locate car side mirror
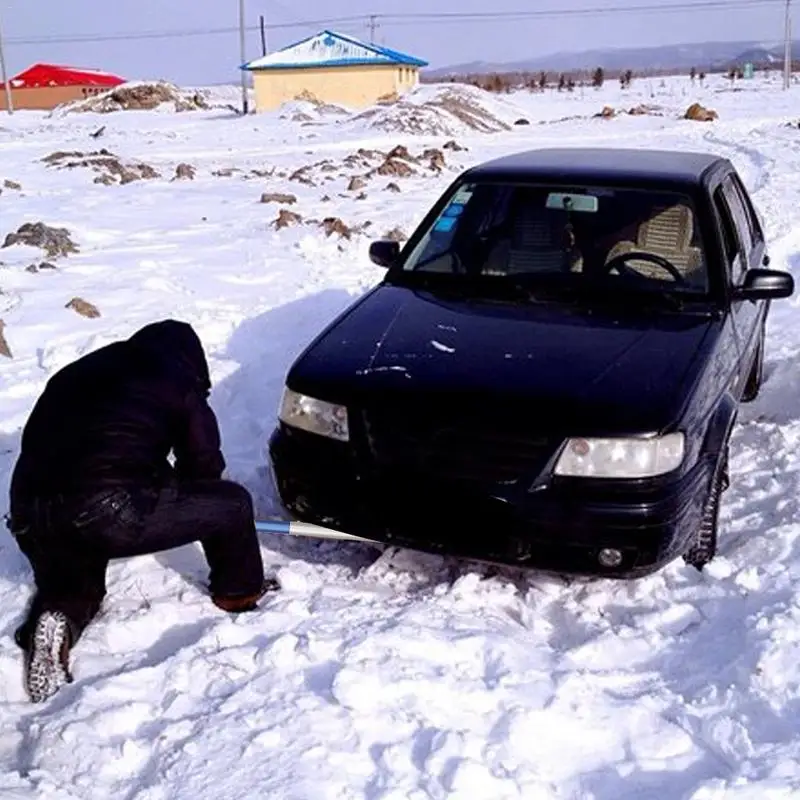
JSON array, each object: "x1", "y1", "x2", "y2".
[
  {"x1": 733, "y1": 268, "x2": 794, "y2": 301},
  {"x1": 368, "y1": 239, "x2": 400, "y2": 268}
]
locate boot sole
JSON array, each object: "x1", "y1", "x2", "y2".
[
  {"x1": 26, "y1": 611, "x2": 72, "y2": 703},
  {"x1": 212, "y1": 576, "x2": 281, "y2": 612}
]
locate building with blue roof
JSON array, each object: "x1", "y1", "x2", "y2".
[{"x1": 242, "y1": 30, "x2": 428, "y2": 112}]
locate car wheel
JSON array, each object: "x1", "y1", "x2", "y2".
[
  {"x1": 741, "y1": 326, "x2": 765, "y2": 403},
  {"x1": 683, "y1": 447, "x2": 728, "y2": 571}
]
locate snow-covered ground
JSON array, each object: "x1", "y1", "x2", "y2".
[{"x1": 1, "y1": 70, "x2": 800, "y2": 798}]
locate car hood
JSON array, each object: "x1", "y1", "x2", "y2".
[{"x1": 289, "y1": 285, "x2": 717, "y2": 435}]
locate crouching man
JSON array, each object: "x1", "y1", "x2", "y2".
[{"x1": 5, "y1": 319, "x2": 278, "y2": 703}]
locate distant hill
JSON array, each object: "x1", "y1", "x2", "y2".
[{"x1": 425, "y1": 39, "x2": 796, "y2": 77}]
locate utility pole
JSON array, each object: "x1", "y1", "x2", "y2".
[
  {"x1": 368, "y1": 14, "x2": 379, "y2": 44},
  {"x1": 784, "y1": 0, "x2": 792, "y2": 90},
  {"x1": 238, "y1": 0, "x2": 249, "y2": 114},
  {"x1": 0, "y1": 10, "x2": 13, "y2": 115},
  {"x1": 260, "y1": 14, "x2": 267, "y2": 57}
]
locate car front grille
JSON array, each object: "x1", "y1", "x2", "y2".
[{"x1": 361, "y1": 407, "x2": 555, "y2": 484}]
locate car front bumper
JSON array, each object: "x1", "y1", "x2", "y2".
[{"x1": 267, "y1": 424, "x2": 715, "y2": 579}]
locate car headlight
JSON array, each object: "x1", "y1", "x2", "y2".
[
  {"x1": 553, "y1": 432, "x2": 684, "y2": 479},
  {"x1": 278, "y1": 388, "x2": 349, "y2": 442}
]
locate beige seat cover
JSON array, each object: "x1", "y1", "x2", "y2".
[
  {"x1": 486, "y1": 205, "x2": 583, "y2": 275},
  {"x1": 605, "y1": 204, "x2": 704, "y2": 286}
]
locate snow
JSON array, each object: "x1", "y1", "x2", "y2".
[
  {"x1": 431, "y1": 340, "x2": 456, "y2": 354},
  {"x1": 1, "y1": 70, "x2": 800, "y2": 797},
  {"x1": 244, "y1": 30, "x2": 426, "y2": 71}
]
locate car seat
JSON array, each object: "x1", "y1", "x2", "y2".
[
  {"x1": 604, "y1": 204, "x2": 705, "y2": 287},
  {"x1": 484, "y1": 202, "x2": 583, "y2": 275}
]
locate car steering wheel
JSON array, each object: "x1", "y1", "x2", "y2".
[{"x1": 601, "y1": 251, "x2": 687, "y2": 284}]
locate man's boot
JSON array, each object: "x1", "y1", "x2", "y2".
[
  {"x1": 24, "y1": 611, "x2": 74, "y2": 703},
  {"x1": 211, "y1": 576, "x2": 280, "y2": 612}
]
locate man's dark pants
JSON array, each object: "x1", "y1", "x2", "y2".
[{"x1": 13, "y1": 478, "x2": 265, "y2": 648}]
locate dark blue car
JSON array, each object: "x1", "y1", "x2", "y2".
[{"x1": 268, "y1": 147, "x2": 794, "y2": 578}]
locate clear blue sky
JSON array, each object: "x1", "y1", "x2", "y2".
[{"x1": 1, "y1": 0, "x2": 785, "y2": 85}]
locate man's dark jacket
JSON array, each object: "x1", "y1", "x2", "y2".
[{"x1": 9, "y1": 319, "x2": 225, "y2": 519}]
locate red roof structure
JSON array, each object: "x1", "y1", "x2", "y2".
[{"x1": 3, "y1": 63, "x2": 126, "y2": 89}]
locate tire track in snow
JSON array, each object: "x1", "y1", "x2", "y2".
[
  {"x1": 697, "y1": 123, "x2": 800, "y2": 534},
  {"x1": 651, "y1": 116, "x2": 800, "y2": 785},
  {"x1": 702, "y1": 125, "x2": 775, "y2": 194},
  {"x1": 699, "y1": 121, "x2": 800, "y2": 254}
]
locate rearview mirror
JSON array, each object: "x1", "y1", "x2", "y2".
[
  {"x1": 546, "y1": 192, "x2": 598, "y2": 213},
  {"x1": 368, "y1": 239, "x2": 400, "y2": 268},
  {"x1": 733, "y1": 268, "x2": 794, "y2": 301}
]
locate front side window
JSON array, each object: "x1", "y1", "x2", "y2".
[
  {"x1": 401, "y1": 180, "x2": 710, "y2": 295},
  {"x1": 730, "y1": 173, "x2": 764, "y2": 245},
  {"x1": 721, "y1": 175, "x2": 754, "y2": 257},
  {"x1": 712, "y1": 186, "x2": 744, "y2": 283}
]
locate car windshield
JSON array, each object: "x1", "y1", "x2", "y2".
[{"x1": 399, "y1": 180, "x2": 710, "y2": 296}]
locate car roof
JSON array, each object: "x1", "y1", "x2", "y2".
[{"x1": 462, "y1": 147, "x2": 726, "y2": 188}]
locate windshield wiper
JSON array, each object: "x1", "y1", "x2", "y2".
[
  {"x1": 393, "y1": 271, "x2": 536, "y2": 303},
  {"x1": 520, "y1": 282, "x2": 690, "y2": 311},
  {"x1": 392, "y1": 271, "x2": 697, "y2": 311},
  {"x1": 432, "y1": 280, "x2": 534, "y2": 303},
  {"x1": 595, "y1": 289, "x2": 686, "y2": 311}
]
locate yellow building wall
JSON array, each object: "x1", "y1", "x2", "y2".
[{"x1": 251, "y1": 63, "x2": 420, "y2": 111}]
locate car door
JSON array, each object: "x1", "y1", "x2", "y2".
[{"x1": 712, "y1": 173, "x2": 762, "y2": 391}]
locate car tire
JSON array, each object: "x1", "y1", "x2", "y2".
[
  {"x1": 741, "y1": 326, "x2": 765, "y2": 403},
  {"x1": 683, "y1": 446, "x2": 729, "y2": 571}
]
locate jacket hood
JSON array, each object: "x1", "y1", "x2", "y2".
[{"x1": 128, "y1": 319, "x2": 211, "y2": 394}]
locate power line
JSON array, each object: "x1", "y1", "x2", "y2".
[
  {"x1": 4, "y1": 1, "x2": 783, "y2": 47},
  {"x1": 382, "y1": 0, "x2": 779, "y2": 18},
  {"x1": 4, "y1": 16, "x2": 367, "y2": 46}
]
